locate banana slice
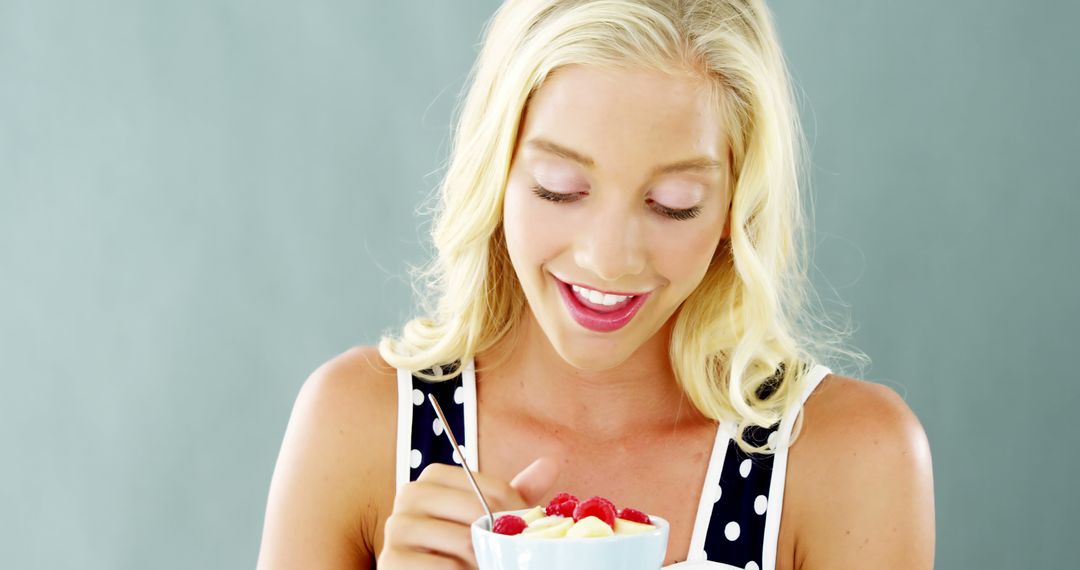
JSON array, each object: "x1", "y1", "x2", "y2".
[
  {"x1": 520, "y1": 506, "x2": 546, "y2": 524},
  {"x1": 565, "y1": 515, "x2": 615, "y2": 538},
  {"x1": 614, "y1": 518, "x2": 656, "y2": 535},
  {"x1": 524, "y1": 515, "x2": 566, "y2": 530},
  {"x1": 522, "y1": 516, "x2": 574, "y2": 537}
]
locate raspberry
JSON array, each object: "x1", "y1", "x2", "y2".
[
  {"x1": 550, "y1": 492, "x2": 577, "y2": 504},
  {"x1": 492, "y1": 514, "x2": 528, "y2": 535},
  {"x1": 545, "y1": 492, "x2": 579, "y2": 517},
  {"x1": 572, "y1": 496, "x2": 617, "y2": 528},
  {"x1": 617, "y1": 507, "x2": 651, "y2": 524}
]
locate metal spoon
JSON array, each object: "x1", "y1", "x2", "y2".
[{"x1": 428, "y1": 393, "x2": 496, "y2": 531}]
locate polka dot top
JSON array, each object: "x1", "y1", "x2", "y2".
[{"x1": 395, "y1": 357, "x2": 832, "y2": 570}]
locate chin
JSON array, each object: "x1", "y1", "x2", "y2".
[
  {"x1": 550, "y1": 340, "x2": 636, "y2": 372},
  {"x1": 533, "y1": 309, "x2": 643, "y2": 372}
]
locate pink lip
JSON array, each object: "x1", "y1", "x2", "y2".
[{"x1": 553, "y1": 274, "x2": 651, "y2": 333}]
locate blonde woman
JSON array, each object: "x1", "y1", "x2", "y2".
[{"x1": 257, "y1": 1, "x2": 935, "y2": 568}]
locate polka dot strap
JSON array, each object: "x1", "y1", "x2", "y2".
[{"x1": 399, "y1": 361, "x2": 469, "y2": 484}]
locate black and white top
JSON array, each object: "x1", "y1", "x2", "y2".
[{"x1": 395, "y1": 356, "x2": 831, "y2": 570}]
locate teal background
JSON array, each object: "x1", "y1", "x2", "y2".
[{"x1": 1, "y1": 1, "x2": 1076, "y2": 568}]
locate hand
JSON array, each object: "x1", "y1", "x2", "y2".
[{"x1": 377, "y1": 456, "x2": 559, "y2": 569}]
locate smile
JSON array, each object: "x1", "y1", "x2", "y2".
[{"x1": 552, "y1": 274, "x2": 652, "y2": 333}]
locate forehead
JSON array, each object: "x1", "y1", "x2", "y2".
[{"x1": 517, "y1": 64, "x2": 725, "y2": 170}]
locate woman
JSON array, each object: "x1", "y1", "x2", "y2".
[{"x1": 257, "y1": 1, "x2": 935, "y2": 568}]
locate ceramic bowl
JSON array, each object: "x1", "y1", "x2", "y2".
[{"x1": 471, "y1": 508, "x2": 670, "y2": 570}]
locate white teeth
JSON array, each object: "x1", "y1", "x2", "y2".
[
  {"x1": 571, "y1": 284, "x2": 632, "y2": 306},
  {"x1": 602, "y1": 293, "x2": 623, "y2": 304}
]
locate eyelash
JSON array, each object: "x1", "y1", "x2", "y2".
[{"x1": 530, "y1": 185, "x2": 702, "y2": 221}]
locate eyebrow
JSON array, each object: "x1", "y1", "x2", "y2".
[{"x1": 525, "y1": 137, "x2": 724, "y2": 176}]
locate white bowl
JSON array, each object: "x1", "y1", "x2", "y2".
[{"x1": 471, "y1": 508, "x2": 670, "y2": 570}]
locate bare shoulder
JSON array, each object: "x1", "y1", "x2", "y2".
[
  {"x1": 785, "y1": 374, "x2": 935, "y2": 570},
  {"x1": 256, "y1": 345, "x2": 398, "y2": 570},
  {"x1": 301, "y1": 345, "x2": 399, "y2": 425}
]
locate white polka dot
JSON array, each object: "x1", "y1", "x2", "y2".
[
  {"x1": 745, "y1": 562, "x2": 760, "y2": 570},
  {"x1": 724, "y1": 521, "x2": 741, "y2": 541},
  {"x1": 454, "y1": 386, "x2": 464, "y2": 404},
  {"x1": 739, "y1": 459, "x2": 752, "y2": 478},
  {"x1": 767, "y1": 431, "x2": 778, "y2": 449},
  {"x1": 713, "y1": 484, "x2": 723, "y2": 503},
  {"x1": 432, "y1": 417, "x2": 444, "y2": 437},
  {"x1": 412, "y1": 389, "x2": 424, "y2": 406},
  {"x1": 409, "y1": 449, "x2": 422, "y2": 469},
  {"x1": 452, "y1": 445, "x2": 464, "y2": 465},
  {"x1": 754, "y1": 495, "x2": 768, "y2": 515}
]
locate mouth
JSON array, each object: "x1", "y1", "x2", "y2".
[{"x1": 551, "y1": 274, "x2": 652, "y2": 333}]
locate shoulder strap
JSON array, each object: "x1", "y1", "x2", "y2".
[
  {"x1": 760, "y1": 363, "x2": 832, "y2": 570},
  {"x1": 394, "y1": 365, "x2": 416, "y2": 490}
]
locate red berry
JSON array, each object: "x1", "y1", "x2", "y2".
[
  {"x1": 617, "y1": 507, "x2": 651, "y2": 525},
  {"x1": 572, "y1": 496, "x2": 617, "y2": 528},
  {"x1": 492, "y1": 514, "x2": 528, "y2": 535},
  {"x1": 545, "y1": 492, "x2": 579, "y2": 517},
  {"x1": 552, "y1": 500, "x2": 577, "y2": 517}
]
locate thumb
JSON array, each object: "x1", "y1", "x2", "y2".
[{"x1": 509, "y1": 456, "x2": 560, "y2": 506}]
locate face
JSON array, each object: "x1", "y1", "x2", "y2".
[{"x1": 502, "y1": 64, "x2": 732, "y2": 370}]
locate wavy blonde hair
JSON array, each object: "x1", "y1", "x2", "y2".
[{"x1": 378, "y1": 0, "x2": 864, "y2": 454}]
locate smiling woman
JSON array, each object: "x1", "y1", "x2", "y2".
[
  {"x1": 503, "y1": 64, "x2": 732, "y2": 353},
  {"x1": 384, "y1": 0, "x2": 821, "y2": 456},
  {"x1": 257, "y1": 1, "x2": 935, "y2": 569}
]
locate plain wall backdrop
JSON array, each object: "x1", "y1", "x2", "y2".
[{"x1": 2, "y1": 1, "x2": 1077, "y2": 568}]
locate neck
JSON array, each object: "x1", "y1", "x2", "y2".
[{"x1": 475, "y1": 313, "x2": 711, "y2": 444}]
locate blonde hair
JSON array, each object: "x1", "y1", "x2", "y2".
[{"x1": 378, "y1": 0, "x2": 866, "y2": 454}]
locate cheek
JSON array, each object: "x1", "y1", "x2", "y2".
[
  {"x1": 502, "y1": 184, "x2": 567, "y2": 269},
  {"x1": 650, "y1": 223, "x2": 722, "y2": 291}
]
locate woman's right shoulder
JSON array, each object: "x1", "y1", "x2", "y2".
[
  {"x1": 256, "y1": 345, "x2": 400, "y2": 569},
  {"x1": 296, "y1": 344, "x2": 401, "y2": 473},
  {"x1": 303, "y1": 345, "x2": 400, "y2": 423}
]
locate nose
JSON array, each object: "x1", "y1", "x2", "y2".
[{"x1": 572, "y1": 200, "x2": 647, "y2": 284}]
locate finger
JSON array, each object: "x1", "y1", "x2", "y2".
[
  {"x1": 387, "y1": 514, "x2": 477, "y2": 568},
  {"x1": 381, "y1": 549, "x2": 471, "y2": 570},
  {"x1": 416, "y1": 463, "x2": 530, "y2": 512},
  {"x1": 396, "y1": 481, "x2": 495, "y2": 526},
  {"x1": 509, "y1": 456, "x2": 561, "y2": 505}
]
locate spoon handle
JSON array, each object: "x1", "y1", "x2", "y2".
[{"x1": 427, "y1": 393, "x2": 496, "y2": 531}]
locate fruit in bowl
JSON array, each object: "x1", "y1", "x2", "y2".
[
  {"x1": 471, "y1": 492, "x2": 670, "y2": 570},
  {"x1": 495, "y1": 493, "x2": 659, "y2": 538}
]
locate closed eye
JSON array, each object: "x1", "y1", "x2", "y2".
[{"x1": 530, "y1": 185, "x2": 701, "y2": 221}]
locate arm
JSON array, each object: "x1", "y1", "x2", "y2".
[
  {"x1": 795, "y1": 378, "x2": 936, "y2": 570},
  {"x1": 256, "y1": 348, "x2": 392, "y2": 569}
]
